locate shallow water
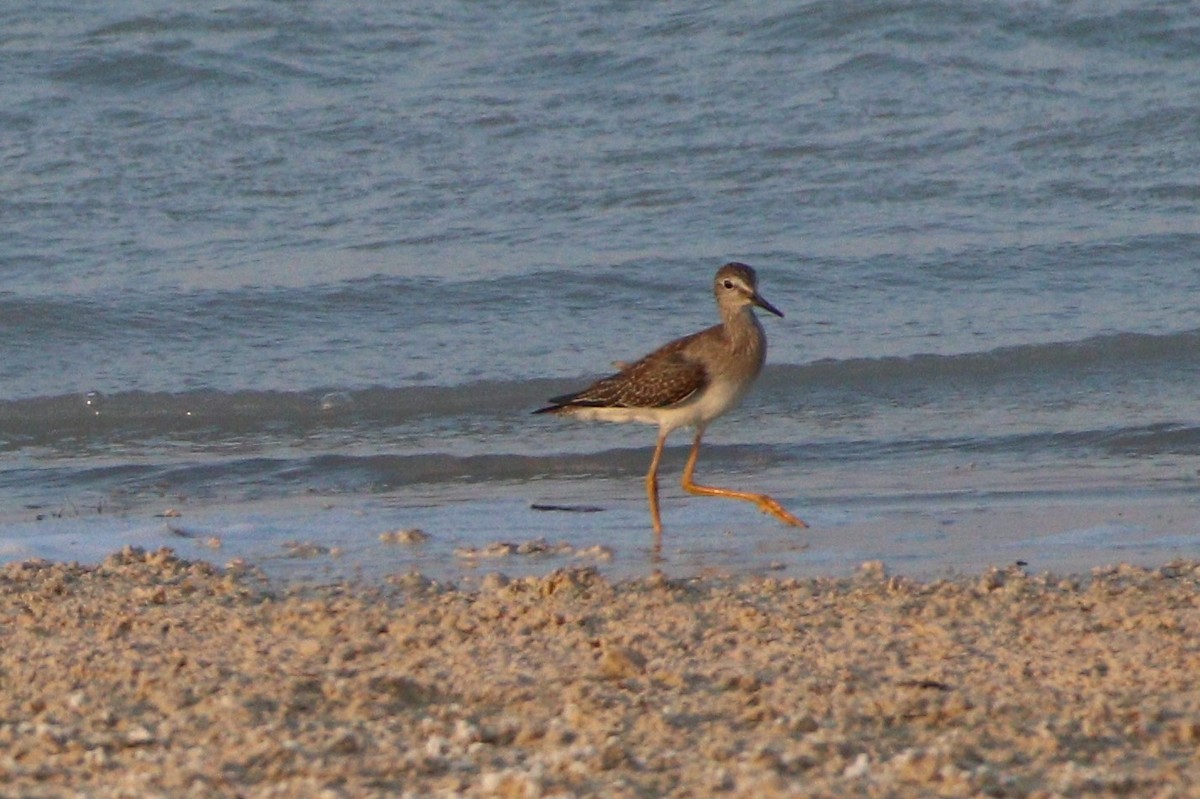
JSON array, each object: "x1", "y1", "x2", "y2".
[{"x1": 3, "y1": 1, "x2": 1200, "y2": 579}]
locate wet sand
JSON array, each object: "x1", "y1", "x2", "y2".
[{"x1": 2, "y1": 547, "x2": 1199, "y2": 798}]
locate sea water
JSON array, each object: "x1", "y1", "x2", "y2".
[{"x1": 3, "y1": 1, "x2": 1200, "y2": 581}]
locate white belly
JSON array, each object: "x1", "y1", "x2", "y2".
[{"x1": 568, "y1": 377, "x2": 753, "y2": 434}]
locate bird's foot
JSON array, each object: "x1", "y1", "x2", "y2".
[{"x1": 758, "y1": 496, "x2": 809, "y2": 529}]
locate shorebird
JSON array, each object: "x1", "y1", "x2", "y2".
[{"x1": 535, "y1": 262, "x2": 807, "y2": 539}]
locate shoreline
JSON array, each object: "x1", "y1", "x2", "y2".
[
  {"x1": 5, "y1": 486, "x2": 1200, "y2": 590},
  {"x1": 2, "y1": 547, "x2": 1199, "y2": 797}
]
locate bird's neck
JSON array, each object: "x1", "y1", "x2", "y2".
[{"x1": 722, "y1": 305, "x2": 767, "y2": 354}]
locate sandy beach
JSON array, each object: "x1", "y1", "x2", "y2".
[{"x1": 2, "y1": 547, "x2": 1199, "y2": 798}]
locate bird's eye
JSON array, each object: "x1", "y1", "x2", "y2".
[{"x1": 722, "y1": 279, "x2": 734, "y2": 289}]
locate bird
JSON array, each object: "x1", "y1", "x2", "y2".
[{"x1": 534, "y1": 262, "x2": 807, "y2": 540}]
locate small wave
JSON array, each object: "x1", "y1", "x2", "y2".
[
  {"x1": 767, "y1": 329, "x2": 1200, "y2": 390},
  {"x1": 823, "y1": 51, "x2": 929, "y2": 78},
  {"x1": 0, "y1": 381, "x2": 568, "y2": 451},
  {"x1": 2, "y1": 327, "x2": 1196, "y2": 452},
  {"x1": 0, "y1": 448, "x2": 662, "y2": 503},
  {"x1": 931, "y1": 423, "x2": 1200, "y2": 459},
  {"x1": 49, "y1": 51, "x2": 244, "y2": 91},
  {"x1": 1095, "y1": 423, "x2": 1200, "y2": 457},
  {"x1": 7, "y1": 419, "x2": 1197, "y2": 512}
]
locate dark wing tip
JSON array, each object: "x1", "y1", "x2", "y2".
[
  {"x1": 532, "y1": 391, "x2": 581, "y2": 414},
  {"x1": 534, "y1": 396, "x2": 620, "y2": 414}
]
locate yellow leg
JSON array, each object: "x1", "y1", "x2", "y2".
[
  {"x1": 645, "y1": 431, "x2": 668, "y2": 538},
  {"x1": 680, "y1": 429, "x2": 808, "y2": 529}
]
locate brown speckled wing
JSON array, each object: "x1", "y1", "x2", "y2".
[{"x1": 544, "y1": 333, "x2": 709, "y2": 410}]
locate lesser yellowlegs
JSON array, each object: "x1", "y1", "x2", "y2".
[{"x1": 535, "y1": 262, "x2": 807, "y2": 538}]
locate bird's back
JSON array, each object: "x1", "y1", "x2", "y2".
[{"x1": 535, "y1": 326, "x2": 717, "y2": 413}]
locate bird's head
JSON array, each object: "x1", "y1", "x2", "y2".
[{"x1": 714, "y1": 262, "x2": 783, "y2": 317}]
